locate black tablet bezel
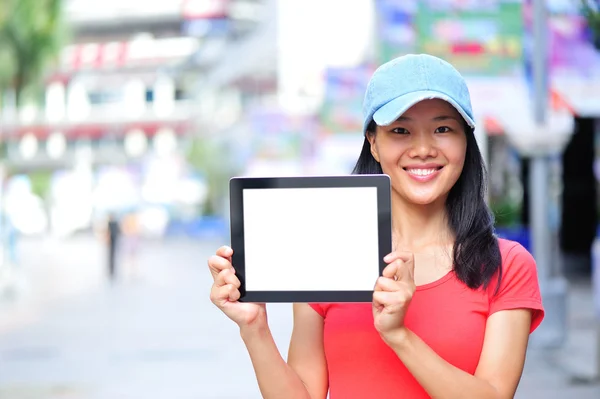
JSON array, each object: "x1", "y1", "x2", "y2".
[{"x1": 229, "y1": 174, "x2": 392, "y2": 303}]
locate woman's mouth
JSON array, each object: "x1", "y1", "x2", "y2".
[{"x1": 403, "y1": 166, "x2": 443, "y2": 181}]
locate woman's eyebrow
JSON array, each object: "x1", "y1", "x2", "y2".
[
  {"x1": 394, "y1": 115, "x2": 459, "y2": 122},
  {"x1": 432, "y1": 115, "x2": 460, "y2": 122}
]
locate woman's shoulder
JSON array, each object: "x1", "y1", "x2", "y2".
[
  {"x1": 490, "y1": 238, "x2": 545, "y2": 332},
  {"x1": 492, "y1": 237, "x2": 540, "y2": 295},
  {"x1": 496, "y1": 237, "x2": 533, "y2": 264}
]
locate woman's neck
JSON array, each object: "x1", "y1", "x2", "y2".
[{"x1": 391, "y1": 196, "x2": 453, "y2": 254}]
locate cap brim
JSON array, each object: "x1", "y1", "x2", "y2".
[{"x1": 372, "y1": 90, "x2": 476, "y2": 129}]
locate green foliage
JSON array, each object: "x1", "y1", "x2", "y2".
[
  {"x1": 186, "y1": 137, "x2": 240, "y2": 216},
  {"x1": 581, "y1": 0, "x2": 600, "y2": 49},
  {"x1": 28, "y1": 170, "x2": 52, "y2": 199},
  {"x1": 491, "y1": 198, "x2": 522, "y2": 228},
  {"x1": 0, "y1": 0, "x2": 68, "y2": 106}
]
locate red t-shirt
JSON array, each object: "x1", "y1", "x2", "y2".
[{"x1": 309, "y1": 238, "x2": 544, "y2": 398}]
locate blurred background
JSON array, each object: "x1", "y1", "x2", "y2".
[{"x1": 0, "y1": 0, "x2": 600, "y2": 398}]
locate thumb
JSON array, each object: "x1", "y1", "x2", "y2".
[{"x1": 396, "y1": 252, "x2": 415, "y2": 281}]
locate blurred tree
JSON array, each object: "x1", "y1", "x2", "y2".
[
  {"x1": 491, "y1": 198, "x2": 522, "y2": 228},
  {"x1": 0, "y1": 0, "x2": 67, "y2": 107},
  {"x1": 28, "y1": 170, "x2": 52, "y2": 199},
  {"x1": 186, "y1": 137, "x2": 241, "y2": 217},
  {"x1": 581, "y1": 0, "x2": 600, "y2": 49}
]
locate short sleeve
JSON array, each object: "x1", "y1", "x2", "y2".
[
  {"x1": 309, "y1": 303, "x2": 325, "y2": 317},
  {"x1": 489, "y1": 242, "x2": 545, "y2": 333}
]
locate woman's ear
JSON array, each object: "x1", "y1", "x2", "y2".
[{"x1": 367, "y1": 132, "x2": 380, "y2": 163}]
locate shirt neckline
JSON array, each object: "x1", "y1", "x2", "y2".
[{"x1": 415, "y1": 270, "x2": 455, "y2": 291}]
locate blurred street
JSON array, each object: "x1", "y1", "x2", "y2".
[
  {"x1": 0, "y1": 235, "x2": 598, "y2": 399},
  {"x1": 0, "y1": 234, "x2": 292, "y2": 399}
]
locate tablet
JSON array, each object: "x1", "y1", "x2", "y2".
[{"x1": 229, "y1": 174, "x2": 392, "y2": 303}]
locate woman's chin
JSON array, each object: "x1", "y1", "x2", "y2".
[
  {"x1": 410, "y1": 197, "x2": 438, "y2": 206},
  {"x1": 399, "y1": 191, "x2": 443, "y2": 206}
]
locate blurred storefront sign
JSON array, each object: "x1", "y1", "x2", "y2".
[
  {"x1": 525, "y1": 2, "x2": 600, "y2": 117},
  {"x1": 59, "y1": 37, "x2": 200, "y2": 72},
  {"x1": 415, "y1": 0, "x2": 523, "y2": 76},
  {"x1": 376, "y1": 0, "x2": 524, "y2": 76},
  {"x1": 375, "y1": 1, "x2": 416, "y2": 62},
  {"x1": 319, "y1": 65, "x2": 373, "y2": 135},
  {"x1": 318, "y1": 0, "x2": 600, "y2": 142}
]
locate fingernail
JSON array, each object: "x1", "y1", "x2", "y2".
[{"x1": 384, "y1": 254, "x2": 392, "y2": 262}]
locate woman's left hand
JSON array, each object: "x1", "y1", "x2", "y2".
[{"x1": 372, "y1": 251, "x2": 416, "y2": 344}]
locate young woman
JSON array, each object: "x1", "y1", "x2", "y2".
[{"x1": 208, "y1": 54, "x2": 545, "y2": 398}]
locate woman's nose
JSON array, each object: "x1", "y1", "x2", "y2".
[{"x1": 409, "y1": 134, "x2": 437, "y2": 159}]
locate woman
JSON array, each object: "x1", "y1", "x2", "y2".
[{"x1": 208, "y1": 54, "x2": 544, "y2": 398}]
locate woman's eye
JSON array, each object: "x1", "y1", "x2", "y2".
[
  {"x1": 435, "y1": 126, "x2": 451, "y2": 133},
  {"x1": 391, "y1": 127, "x2": 408, "y2": 134}
]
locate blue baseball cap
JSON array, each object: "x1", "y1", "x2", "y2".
[{"x1": 362, "y1": 53, "x2": 476, "y2": 135}]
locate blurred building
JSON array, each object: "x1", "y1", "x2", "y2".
[
  {"x1": 1, "y1": 0, "x2": 267, "y2": 168},
  {"x1": 0, "y1": 0, "x2": 269, "y2": 237}
]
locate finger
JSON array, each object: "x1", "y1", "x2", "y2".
[
  {"x1": 387, "y1": 258, "x2": 414, "y2": 283},
  {"x1": 399, "y1": 253, "x2": 415, "y2": 281},
  {"x1": 215, "y1": 268, "x2": 241, "y2": 288},
  {"x1": 227, "y1": 284, "x2": 241, "y2": 302},
  {"x1": 383, "y1": 250, "x2": 413, "y2": 264},
  {"x1": 216, "y1": 245, "x2": 233, "y2": 261},
  {"x1": 373, "y1": 289, "x2": 413, "y2": 308},
  {"x1": 382, "y1": 261, "x2": 401, "y2": 280},
  {"x1": 210, "y1": 283, "x2": 240, "y2": 305},
  {"x1": 372, "y1": 290, "x2": 398, "y2": 307},
  {"x1": 374, "y1": 276, "x2": 400, "y2": 292},
  {"x1": 208, "y1": 255, "x2": 233, "y2": 279}
]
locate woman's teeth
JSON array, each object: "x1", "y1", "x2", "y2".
[{"x1": 406, "y1": 168, "x2": 437, "y2": 176}]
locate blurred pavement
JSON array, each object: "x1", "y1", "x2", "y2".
[{"x1": 0, "y1": 235, "x2": 598, "y2": 399}]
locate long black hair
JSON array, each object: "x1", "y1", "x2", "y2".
[{"x1": 352, "y1": 120, "x2": 502, "y2": 292}]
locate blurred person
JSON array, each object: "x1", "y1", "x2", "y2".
[
  {"x1": 208, "y1": 54, "x2": 545, "y2": 398},
  {"x1": 106, "y1": 213, "x2": 121, "y2": 282}
]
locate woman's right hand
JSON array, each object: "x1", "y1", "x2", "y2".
[{"x1": 208, "y1": 245, "x2": 267, "y2": 329}]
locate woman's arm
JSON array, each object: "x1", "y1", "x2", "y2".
[
  {"x1": 385, "y1": 308, "x2": 532, "y2": 399},
  {"x1": 240, "y1": 303, "x2": 328, "y2": 399}
]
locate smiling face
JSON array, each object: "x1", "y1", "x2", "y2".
[{"x1": 367, "y1": 99, "x2": 468, "y2": 207}]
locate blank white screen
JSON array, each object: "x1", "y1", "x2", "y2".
[{"x1": 242, "y1": 187, "x2": 379, "y2": 291}]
